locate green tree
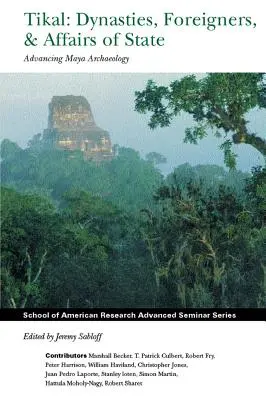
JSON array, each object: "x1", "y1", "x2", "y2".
[
  {"x1": 145, "y1": 152, "x2": 167, "y2": 165},
  {"x1": 0, "y1": 139, "x2": 22, "y2": 159},
  {"x1": 1, "y1": 187, "x2": 60, "y2": 307},
  {"x1": 135, "y1": 73, "x2": 266, "y2": 168},
  {"x1": 140, "y1": 172, "x2": 265, "y2": 307}
]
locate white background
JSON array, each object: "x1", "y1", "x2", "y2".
[
  {"x1": 0, "y1": 321, "x2": 265, "y2": 399},
  {"x1": 0, "y1": 0, "x2": 265, "y2": 72},
  {"x1": 0, "y1": 1, "x2": 265, "y2": 399}
]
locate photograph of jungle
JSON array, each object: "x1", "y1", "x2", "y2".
[{"x1": 0, "y1": 73, "x2": 265, "y2": 308}]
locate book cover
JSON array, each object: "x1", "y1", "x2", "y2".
[{"x1": 0, "y1": 1, "x2": 265, "y2": 399}]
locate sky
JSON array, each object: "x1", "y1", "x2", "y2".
[{"x1": 0, "y1": 73, "x2": 265, "y2": 174}]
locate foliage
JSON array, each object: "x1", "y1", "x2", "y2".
[
  {"x1": 145, "y1": 152, "x2": 167, "y2": 165},
  {"x1": 135, "y1": 73, "x2": 266, "y2": 168},
  {"x1": 0, "y1": 137, "x2": 264, "y2": 308},
  {"x1": 1, "y1": 185, "x2": 156, "y2": 308},
  {"x1": 166, "y1": 163, "x2": 249, "y2": 196},
  {"x1": 140, "y1": 171, "x2": 265, "y2": 307},
  {"x1": 1, "y1": 142, "x2": 163, "y2": 214},
  {"x1": 1, "y1": 188, "x2": 59, "y2": 307},
  {"x1": 0, "y1": 139, "x2": 22, "y2": 159}
]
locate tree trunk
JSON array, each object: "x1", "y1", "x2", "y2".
[{"x1": 232, "y1": 132, "x2": 266, "y2": 157}]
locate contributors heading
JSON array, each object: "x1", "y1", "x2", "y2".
[{"x1": 23, "y1": 12, "x2": 257, "y2": 47}]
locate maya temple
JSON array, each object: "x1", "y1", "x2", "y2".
[{"x1": 43, "y1": 95, "x2": 113, "y2": 161}]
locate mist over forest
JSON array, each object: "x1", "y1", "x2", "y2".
[{"x1": 1, "y1": 73, "x2": 265, "y2": 308}]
